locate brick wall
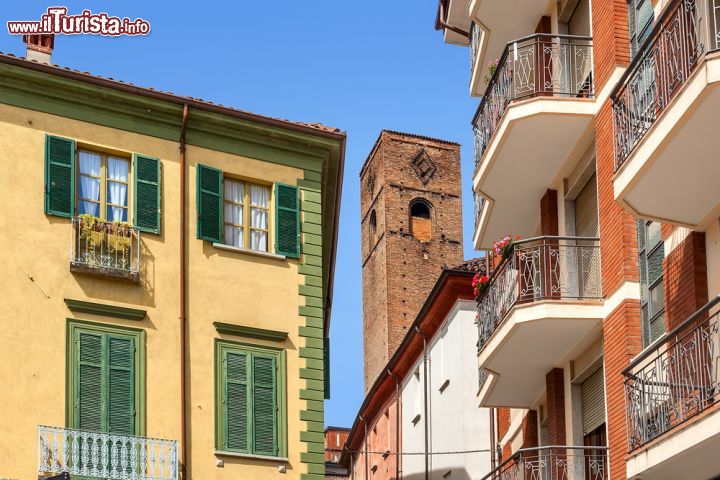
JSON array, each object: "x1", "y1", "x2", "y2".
[
  {"x1": 521, "y1": 410, "x2": 538, "y2": 448},
  {"x1": 603, "y1": 300, "x2": 642, "y2": 480},
  {"x1": 325, "y1": 428, "x2": 351, "y2": 462},
  {"x1": 497, "y1": 407, "x2": 511, "y2": 441},
  {"x1": 360, "y1": 131, "x2": 464, "y2": 391},
  {"x1": 545, "y1": 368, "x2": 566, "y2": 445},
  {"x1": 540, "y1": 189, "x2": 559, "y2": 236},
  {"x1": 664, "y1": 231, "x2": 708, "y2": 331},
  {"x1": 591, "y1": 0, "x2": 631, "y2": 92}
]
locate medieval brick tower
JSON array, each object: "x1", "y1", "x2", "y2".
[{"x1": 360, "y1": 130, "x2": 464, "y2": 391}]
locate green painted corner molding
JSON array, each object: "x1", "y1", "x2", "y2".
[
  {"x1": 64, "y1": 298, "x2": 147, "y2": 321},
  {"x1": 213, "y1": 322, "x2": 288, "y2": 342}
]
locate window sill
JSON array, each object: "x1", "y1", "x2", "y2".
[
  {"x1": 214, "y1": 450, "x2": 288, "y2": 462},
  {"x1": 212, "y1": 243, "x2": 286, "y2": 260}
]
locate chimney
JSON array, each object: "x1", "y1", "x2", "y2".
[{"x1": 23, "y1": 34, "x2": 54, "y2": 64}]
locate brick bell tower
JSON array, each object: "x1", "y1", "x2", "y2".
[{"x1": 360, "y1": 130, "x2": 464, "y2": 391}]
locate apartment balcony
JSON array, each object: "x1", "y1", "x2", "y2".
[
  {"x1": 70, "y1": 216, "x2": 140, "y2": 282},
  {"x1": 480, "y1": 446, "x2": 608, "y2": 480},
  {"x1": 613, "y1": 0, "x2": 720, "y2": 228},
  {"x1": 472, "y1": 34, "x2": 595, "y2": 250},
  {"x1": 37, "y1": 425, "x2": 178, "y2": 480},
  {"x1": 624, "y1": 297, "x2": 720, "y2": 480},
  {"x1": 476, "y1": 237, "x2": 603, "y2": 407}
]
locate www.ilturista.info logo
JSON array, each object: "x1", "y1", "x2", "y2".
[{"x1": 7, "y1": 7, "x2": 150, "y2": 36}]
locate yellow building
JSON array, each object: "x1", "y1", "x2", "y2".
[{"x1": 0, "y1": 41, "x2": 344, "y2": 480}]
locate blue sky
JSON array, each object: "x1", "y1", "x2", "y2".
[{"x1": 0, "y1": 1, "x2": 479, "y2": 427}]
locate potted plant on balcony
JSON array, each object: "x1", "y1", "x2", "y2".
[
  {"x1": 472, "y1": 273, "x2": 490, "y2": 299},
  {"x1": 106, "y1": 221, "x2": 132, "y2": 257},
  {"x1": 483, "y1": 59, "x2": 499, "y2": 85},
  {"x1": 493, "y1": 235, "x2": 519, "y2": 260}
]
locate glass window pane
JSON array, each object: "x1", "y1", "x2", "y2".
[
  {"x1": 647, "y1": 246, "x2": 664, "y2": 285},
  {"x1": 224, "y1": 204, "x2": 243, "y2": 226},
  {"x1": 107, "y1": 156, "x2": 129, "y2": 182},
  {"x1": 637, "y1": 220, "x2": 646, "y2": 252},
  {"x1": 250, "y1": 207, "x2": 268, "y2": 230},
  {"x1": 224, "y1": 179, "x2": 244, "y2": 203},
  {"x1": 250, "y1": 230, "x2": 268, "y2": 252},
  {"x1": 107, "y1": 181, "x2": 128, "y2": 208},
  {"x1": 649, "y1": 312, "x2": 666, "y2": 344},
  {"x1": 78, "y1": 150, "x2": 101, "y2": 176},
  {"x1": 107, "y1": 206, "x2": 128, "y2": 222},
  {"x1": 649, "y1": 281, "x2": 664, "y2": 317},
  {"x1": 224, "y1": 225, "x2": 243, "y2": 248},
  {"x1": 79, "y1": 177, "x2": 101, "y2": 202},
  {"x1": 79, "y1": 200, "x2": 100, "y2": 217},
  {"x1": 646, "y1": 221, "x2": 661, "y2": 249},
  {"x1": 249, "y1": 184, "x2": 269, "y2": 208}
]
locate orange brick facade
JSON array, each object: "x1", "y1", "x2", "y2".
[{"x1": 360, "y1": 131, "x2": 464, "y2": 391}]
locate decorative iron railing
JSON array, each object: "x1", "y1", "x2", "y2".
[
  {"x1": 474, "y1": 191, "x2": 485, "y2": 230},
  {"x1": 480, "y1": 446, "x2": 608, "y2": 480},
  {"x1": 470, "y1": 22, "x2": 482, "y2": 81},
  {"x1": 38, "y1": 426, "x2": 178, "y2": 480},
  {"x1": 70, "y1": 216, "x2": 141, "y2": 281},
  {"x1": 612, "y1": 0, "x2": 720, "y2": 170},
  {"x1": 623, "y1": 296, "x2": 720, "y2": 451},
  {"x1": 472, "y1": 34, "x2": 593, "y2": 166},
  {"x1": 476, "y1": 237, "x2": 601, "y2": 353}
]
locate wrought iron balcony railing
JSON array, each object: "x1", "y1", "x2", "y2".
[
  {"x1": 480, "y1": 446, "x2": 608, "y2": 480},
  {"x1": 70, "y1": 216, "x2": 141, "y2": 282},
  {"x1": 476, "y1": 236, "x2": 601, "y2": 353},
  {"x1": 623, "y1": 295, "x2": 720, "y2": 451},
  {"x1": 472, "y1": 34, "x2": 593, "y2": 166},
  {"x1": 612, "y1": 0, "x2": 720, "y2": 170},
  {"x1": 38, "y1": 425, "x2": 178, "y2": 480},
  {"x1": 474, "y1": 191, "x2": 485, "y2": 231},
  {"x1": 470, "y1": 22, "x2": 482, "y2": 81}
]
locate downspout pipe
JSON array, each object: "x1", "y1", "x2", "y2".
[
  {"x1": 489, "y1": 408, "x2": 496, "y2": 472},
  {"x1": 388, "y1": 369, "x2": 401, "y2": 480},
  {"x1": 414, "y1": 326, "x2": 429, "y2": 480},
  {"x1": 179, "y1": 103, "x2": 189, "y2": 478}
]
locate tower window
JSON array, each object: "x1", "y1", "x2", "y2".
[
  {"x1": 410, "y1": 199, "x2": 432, "y2": 242},
  {"x1": 369, "y1": 209, "x2": 377, "y2": 233}
]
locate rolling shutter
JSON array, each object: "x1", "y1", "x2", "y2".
[
  {"x1": 44, "y1": 135, "x2": 75, "y2": 217},
  {"x1": 275, "y1": 183, "x2": 300, "y2": 258},
  {"x1": 107, "y1": 336, "x2": 136, "y2": 435},
  {"x1": 196, "y1": 164, "x2": 223, "y2": 242},
  {"x1": 569, "y1": 0, "x2": 591, "y2": 36},
  {"x1": 252, "y1": 355, "x2": 277, "y2": 456},
  {"x1": 134, "y1": 154, "x2": 161, "y2": 234},
  {"x1": 225, "y1": 351, "x2": 249, "y2": 452},
  {"x1": 581, "y1": 367, "x2": 606, "y2": 435},
  {"x1": 574, "y1": 174, "x2": 599, "y2": 238},
  {"x1": 77, "y1": 332, "x2": 103, "y2": 431}
]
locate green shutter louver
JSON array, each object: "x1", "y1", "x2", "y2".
[
  {"x1": 197, "y1": 164, "x2": 223, "y2": 242},
  {"x1": 44, "y1": 135, "x2": 75, "y2": 217},
  {"x1": 275, "y1": 183, "x2": 300, "y2": 258},
  {"x1": 225, "y1": 351, "x2": 249, "y2": 452},
  {"x1": 252, "y1": 355, "x2": 277, "y2": 456},
  {"x1": 107, "y1": 336, "x2": 135, "y2": 435},
  {"x1": 77, "y1": 332, "x2": 103, "y2": 431},
  {"x1": 134, "y1": 154, "x2": 161, "y2": 234}
]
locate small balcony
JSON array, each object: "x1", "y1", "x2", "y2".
[
  {"x1": 472, "y1": 34, "x2": 595, "y2": 250},
  {"x1": 38, "y1": 425, "x2": 178, "y2": 480},
  {"x1": 480, "y1": 446, "x2": 608, "y2": 480},
  {"x1": 476, "y1": 237, "x2": 603, "y2": 407},
  {"x1": 624, "y1": 296, "x2": 720, "y2": 480},
  {"x1": 612, "y1": 0, "x2": 720, "y2": 228},
  {"x1": 70, "y1": 216, "x2": 140, "y2": 282}
]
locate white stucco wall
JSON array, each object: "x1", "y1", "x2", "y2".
[{"x1": 401, "y1": 300, "x2": 492, "y2": 480}]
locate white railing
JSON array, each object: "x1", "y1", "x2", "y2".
[
  {"x1": 70, "y1": 216, "x2": 140, "y2": 281},
  {"x1": 38, "y1": 426, "x2": 178, "y2": 480}
]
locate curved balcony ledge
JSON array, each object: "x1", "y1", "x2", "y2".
[
  {"x1": 473, "y1": 97, "x2": 596, "y2": 249},
  {"x1": 613, "y1": 53, "x2": 720, "y2": 228},
  {"x1": 478, "y1": 300, "x2": 604, "y2": 407}
]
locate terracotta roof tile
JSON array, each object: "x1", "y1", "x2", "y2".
[{"x1": 449, "y1": 256, "x2": 488, "y2": 273}]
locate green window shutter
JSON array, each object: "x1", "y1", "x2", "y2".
[
  {"x1": 133, "y1": 154, "x2": 161, "y2": 234},
  {"x1": 252, "y1": 355, "x2": 277, "y2": 456},
  {"x1": 44, "y1": 135, "x2": 75, "y2": 217},
  {"x1": 107, "y1": 336, "x2": 136, "y2": 435},
  {"x1": 77, "y1": 331, "x2": 103, "y2": 431},
  {"x1": 323, "y1": 337, "x2": 330, "y2": 400},
  {"x1": 196, "y1": 164, "x2": 223, "y2": 242},
  {"x1": 224, "y1": 351, "x2": 249, "y2": 452},
  {"x1": 275, "y1": 183, "x2": 300, "y2": 258}
]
